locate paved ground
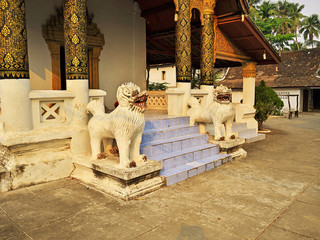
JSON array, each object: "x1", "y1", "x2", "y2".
[{"x1": 1, "y1": 112, "x2": 320, "y2": 240}]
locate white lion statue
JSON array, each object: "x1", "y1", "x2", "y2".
[
  {"x1": 187, "y1": 84, "x2": 235, "y2": 141},
  {"x1": 210, "y1": 84, "x2": 235, "y2": 141},
  {"x1": 86, "y1": 82, "x2": 148, "y2": 168}
]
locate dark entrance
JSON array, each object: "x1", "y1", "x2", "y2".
[
  {"x1": 60, "y1": 46, "x2": 66, "y2": 90},
  {"x1": 303, "y1": 89, "x2": 309, "y2": 112},
  {"x1": 313, "y1": 89, "x2": 320, "y2": 110}
]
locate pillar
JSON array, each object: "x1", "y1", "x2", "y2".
[
  {"x1": 175, "y1": 0, "x2": 191, "y2": 115},
  {"x1": 200, "y1": 0, "x2": 216, "y2": 107},
  {"x1": 0, "y1": 0, "x2": 32, "y2": 132},
  {"x1": 64, "y1": 0, "x2": 89, "y2": 125},
  {"x1": 242, "y1": 62, "x2": 257, "y2": 108}
]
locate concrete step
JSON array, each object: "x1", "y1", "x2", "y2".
[
  {"x1": 238, "y1": 128, "x2": 257, "y2": 138},
  {"x1": 140, "y1": 134, "x2": 209, "y2": 158},
  {"x1": 241, "y1": 133, "x2": 266, "y2": 143},
  {"x1": 232, "y1": 122, "x2": 248, "y2": 132},
  {"x1": 142, "y1": 125, "x2": 198, "y2": 144},
  {"x1": 144, "y1": 116, "x2": 190, "y2": 131},
  {"x1": 161, "y1": 154, "x2": 231, "y2": 186},
  {"x1": 150, "y1": 143, "x2": 219, "y2": 171}
]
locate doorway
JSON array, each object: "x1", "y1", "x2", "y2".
[
  {"x1": 303, "y1": 89, "x2": 308, "y2": 112},
  {"x1": 313, "y1": 89, "x2": 320, "y2": 110}
]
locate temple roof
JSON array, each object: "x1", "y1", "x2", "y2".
[
  {"x1": 218, "y1": 48, "x2": 320, "y2": 89},
  {"x1": 136, "y1": 0, "x2": 280, "y2": 68}
]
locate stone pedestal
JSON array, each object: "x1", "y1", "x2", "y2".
[
  {"x1": 0, "y1": 79, "x2": 33, "y2": 132},
  {"x1": 209, "y1": 138, "x2": 247, "y2": 161},
  {"x1": 72, "y1": 155, "x2": 164, "y2": 200},
  {"x1": 200, "y1": 85, "x2": 214, "y2": 107},
  {"x1": 166, "y1": 82, "x2": 192, "y2": 116}
]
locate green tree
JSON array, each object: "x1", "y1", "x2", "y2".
[
  {"x1": 288, "y1": 2, "x2": 305, "y2": 50},
  {"x1": 258, "y1": 1, "x2": 276, "y2": 20},
  {"x1": 254, "y1": 81, "x2": 284, "y2": 130},
  {"x1": 275, "y1": 0, "x2": 293, "y2": 34},
  {"x1": 300, "y1": 14, "x2": 320, "y2": 48},
  {"x1": 288, "y1": 41, "x2": 306, "y2": 51},
  {"x1": 248, "y1": 0, "x2": 261, "y2": 20}
]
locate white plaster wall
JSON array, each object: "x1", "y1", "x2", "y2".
[
  {"x1": 25, "y1": 0, "x2": 62, "y2": 90},
  {"x1": 231, "y1": 90, "x2": 243, "y2": 104},
  {"x1": 25, "y1": 0, "x2": 146, "y2": 110},
  {"x1": 275, "y1": 88, "x2": 302, "y2": 112},
  {"x1": 87, "y1": 0, "x2": 146, "y2": 110},
  {"x1": 149, "y1": 66, "x2": 176, "y2": 88}
]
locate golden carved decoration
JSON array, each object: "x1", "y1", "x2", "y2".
[
  {"x1": 72, "y1": 56, "x2": 80, "y2": 67},
  {"x1": 215, "y1": 28, "x2": 247, "y2": 57},
  {"x1": 0, "y1": 0, "x2": 29, "y2": 79},
  {"x1": 72, "y1": 34, "x2": 80, "y2": 44},
  {"x1": 242, "y1": 62, "x2": 257, "y2": 78},
  {"x1": 189, "y1": 0, "x2": 215, "y2": 24},
  {"x1": 203, "y1": 0, "x2": 215, "y2": 14},
  {"x1": 64, "y1": 0, "x2": 88, "y2": 80},
  {"x1": 176, "y1": 0, "x2": 191, "y2": 82},
  {"x1": 1, "y1": 25, "x2": 10, "y2": 37},
  {"x1": 200, "y1": 13, "x2": 215, "y2": 85},
  {"x1": 0, "y1": 0, "x2": 8, "y2": 10},
  {"x1": 71, "y1": 13, "x2": 78, "y2": 24},
  {"x1": 4, "y1": 53, "x2": 13, "y2": 63}
]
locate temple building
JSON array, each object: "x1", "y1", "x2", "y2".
[{"x1": 0, "y1": 0, "x2": 281, "y2": 197}]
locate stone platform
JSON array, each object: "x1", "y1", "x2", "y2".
[
  {"x1": 209, "y1": 138, "x2": 247, "y2": 160},
  {"x1": 72, "y1": 154, "x2": 164, "y2": 201}
]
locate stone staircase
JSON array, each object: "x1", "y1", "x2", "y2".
[{"x1": 140, "y1": 116, "x2": 231, "y2": 186}]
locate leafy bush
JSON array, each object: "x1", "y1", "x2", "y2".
[
  {"x1": 147, "y1": 82, "x2": 168, "y2": 91},
  {"x1": 254, "y1": 80, "x2": 284, "y2": 130}
]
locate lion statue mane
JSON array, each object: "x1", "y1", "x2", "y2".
[
  {"x1": 187, "y1": 84, "x2": 235, "y2": 141},
  {"x1": 86, "y1": 82, "x2": 148, "y2": 168}
]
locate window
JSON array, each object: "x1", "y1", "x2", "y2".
[{"x1": 162, "y1": 71, "x2": 166, "y2": 81}]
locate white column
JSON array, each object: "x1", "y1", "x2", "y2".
[
  {"x1": 67, "y1": 80, "x2": 89, "y2": 126},
  {"x1": 0, "y1": 79, "x2": 32, "y2": 132},
  {"x1": 243, "y1": 77, "x2": 255, "y2": 107},
  {"x1": 177, "y1": 82, "x2": 191, "y2": 116},
  {"x1": 200, "y1": 85, "x2": 214, "y2": 107}
]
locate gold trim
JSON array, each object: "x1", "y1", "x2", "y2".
[
  {"x1": 0, "y1": 0, "x2": 29, "y2": 79},
  {"x1": 64, "y1": 0, "x2": 88, "y2": 80},
  {"x1": 176, "y1": 0, "x2": 191, "y2": 82}
]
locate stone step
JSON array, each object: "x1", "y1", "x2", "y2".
[
  {"x1": 144, "y1": 116, "x2": 190, "y2": 131},
  {"x1": 142, "y1": 125, "x2": 199, "y2": 144},
  {"x1": 150, "y1": 143, "x2": 220, "y2": 171},
  {"x1": 140, "y1": 134, "x2": 209, "y2": 158},
  {"x1": 161, "y1": 154, "x2": 231, "y2": 186},
  {"x1": 232, "y1": 122, "x2": 248, "y2": 132},
  {"x1": 238, "y1": 128, "x2": 257, "y2": 138},
  {"x1": 241, "y1": 133, "x2": 266, "y2": 143}
]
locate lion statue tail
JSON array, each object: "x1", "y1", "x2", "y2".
[{"x1": 86, "y1": 100, "x2": 105, "y2": 116}]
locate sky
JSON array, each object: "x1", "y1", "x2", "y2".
[{"x1": 287, "y1": 0, "x2": 320, "y2": 17}]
